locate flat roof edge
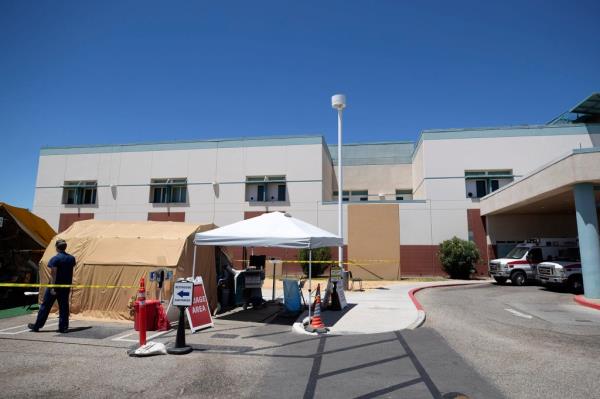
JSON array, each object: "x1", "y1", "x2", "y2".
[
  {"x1": 40, "y1": 134, "x2": 326, "y2": 155},
  {"x1": 421, "y1": 122, "x2": 595, "y2": 134},
  {"x1": 328, "y1": 140, "x2": 416, "y2": 147}
]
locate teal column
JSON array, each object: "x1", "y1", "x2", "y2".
[{"x1": 574, "y1": 183, "x2": 600, "y2": 299}]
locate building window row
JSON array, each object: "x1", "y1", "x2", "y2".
[
  {"x1": 465, "y1": 170, "x2": 513, "y2": 199},
  {"x1": 333, "y1": 189, "x2": 413, "y2": 202},
  {"x1": 60, "y1": 177, "x2": 419, "y2": 205},
  {"x1": 333, "y1": 190, "x2": 366, "y2": 202},
  {"x1": 62, "y1": 176, "x2": 289, "y2": 205}
]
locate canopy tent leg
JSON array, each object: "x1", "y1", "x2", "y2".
[
  {"x1": 192, "y1": 245, "x2": 197, "y2": 279},
  {"x1": 308, "y1": 248, "x2": 312, "y2": 321}
]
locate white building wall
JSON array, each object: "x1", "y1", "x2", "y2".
[
  {"x1": 421, "y1": 130, "x2": 595, "y2": 202},
  {"x1": 398, "y1": 201, "x2": 469, "y2": 245},
  {"x1": 33, "y1": 140, "x2": 330, "y2": 233},
  {"x1": 33, "y1": 125, "x2": 599, "y2": 252},
  {"x1": 398, "y1": 203, "x2": 432, "y2": 245},
  {"x1": 322, "y1": 147, "x2": 334, "y2": 202},
  {"x1": 413, "y1": 125, "x2": 597, "y2": 246},
  {"x1": 411, "y1": 143, "x2": 425, "y2": 199}
]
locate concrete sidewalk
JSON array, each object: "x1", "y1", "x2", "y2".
[{"x1": 292, "y1": 280, "x2": 490, "y2": 335}]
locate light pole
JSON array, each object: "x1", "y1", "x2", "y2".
[{"x1": 331, "y1": 94, "x2": 346, "y2": 279}]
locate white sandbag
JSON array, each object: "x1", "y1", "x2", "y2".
[{"x1": 134, "y1": 341, "x2": 167, "y2": 356}]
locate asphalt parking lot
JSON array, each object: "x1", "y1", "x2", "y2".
[
  {"x1": 417, "y1": 282, "x2": 600, "y2": 399},
  {"x1": 0, "y1": 302, "x2": 502, "y2": 399},
  {"x1": 4, "y1": 283, "x2": 596, "y2": 399}
]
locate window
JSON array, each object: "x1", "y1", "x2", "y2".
[
  {"x1": 246, "y1": 176, "x2": 287, "y2": 202},
  {"x1": 353, "y1": 190, "x2": 369, "y2": 201},
  {"x1": 490, "y1": 179, "x2": 499, "y2": 192},
  {"x1": 257, "y1": 185, "x2": 266, "y2": 201},
  {"x1": 465, "y1": 170, "x2": 513, "y2": 198},
  {"x1": 476, "y1": 180, "x2": 487, "y2": 198},
  {"x1": 333, "y1": 190, "x2": 367, "y2": 202},
  {"x1": 395, "y1": 190, "x2": 413, "y2": 201},
  {"x1": 332, "y1": 191, "x2": 348, "y2": 202},
  {"x1": 558, "y1": 247, "x2": 580, "y2": 261},
  {"x1": 277, "y1": 185, "x2": 286, "y2": 201},
  {"x1": 150, "y1": 178, "x2": 187, "y2": 204},
  {"x1": 62, "y1": 181, "x2": 97, "y2": 205},
  {"x1": 506, "y1": 246, "x2": 529, "y2": 259},
  {"x1": 528, "y1": 248, "x2": 543, "y2": 263}
]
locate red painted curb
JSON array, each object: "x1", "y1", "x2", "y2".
[
  {"x1": 574, "y1": 295, "x2": 600, "y2": 311},
  {"x1": 408, "y1": 282, "x2": 486, "y2": 312}
]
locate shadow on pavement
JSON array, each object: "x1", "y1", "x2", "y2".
[
  {"x1": 317, "y1": 303, "x2": 356, "y2": 327},
  {"x1": 214, "y1": 302, "x2": 286, "y2": 324},
  {"x1": 297, "y1": 328, "x2": 504, "y2": 399}
]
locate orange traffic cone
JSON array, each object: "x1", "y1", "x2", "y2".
[{"x1": 306, "y1": 284, "x2": 328, "y2": 333}]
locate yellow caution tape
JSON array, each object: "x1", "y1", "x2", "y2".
[
  {"x1": 236, "y1": 259, "x2": 356, "y2": 265},
  {"x1": 235, "y1": 259, "x2": 400, "y2": 265},
  {"x1": 0, "y1": 283, "x2": 137, "y2": 289}
]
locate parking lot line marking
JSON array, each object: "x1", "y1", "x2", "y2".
[
  {"x1": 0, "y1": 324, "x2": 29, "y2": 332},
  {"x1": 505, "y1": 308, "x2": 533, "y2": 319},
  {"x1": 0, "y1": 321, "x2": 59, "y2": 335},
  {"x1": 112, "y1": 327, "x2": 175, "y2": 342}
]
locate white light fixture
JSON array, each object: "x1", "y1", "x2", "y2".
[
  {"x1": 331, "y1": 93, "x2": 346, "y2": 286},
  {"x1": 331, "y1": 94, "x2": 346, "y2": 110}
]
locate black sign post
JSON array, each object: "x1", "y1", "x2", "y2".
[
  {"x1": 167, "y1": 279, "x2": 193, "y2": 355},
  {"x1": 167, "y1": 305, "x2": 192, "y2": 355}
]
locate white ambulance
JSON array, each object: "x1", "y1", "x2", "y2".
[
  {"x1": 537, "y1": 247, "x2": 583, "y2": 293},
  {"x1": 488, "y1": 238, "x2": 579, "y2": 286}
]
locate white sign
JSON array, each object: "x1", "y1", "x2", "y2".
[
  {"x1": 172, "y1": 280, "x2": 193, "y2": 307},
  {"x1": 334, "y1": 280, "x2": 348, "y2": 309}
]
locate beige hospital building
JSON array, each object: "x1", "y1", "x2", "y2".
[{"x1": 33, "y1": 94, "x2": 600, "y2": 284}]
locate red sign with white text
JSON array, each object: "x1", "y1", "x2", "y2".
[{"x1": 185, "y1": 277, "x2": 213, "y2": 332}]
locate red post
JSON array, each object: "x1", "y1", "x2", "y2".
[{"x1": 138, "y1": 277, "x2": 147, "y2": 346}]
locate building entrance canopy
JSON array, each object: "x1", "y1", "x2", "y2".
[
  {"x1": 481, "y1": 147, "x2": 600, "y2": 299},
  {"x1": 480, "y1": 148, "x2": 600, "y2": 216}
]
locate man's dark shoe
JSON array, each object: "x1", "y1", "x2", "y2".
[
  {"x1": 28, "y1": 323, "x2": 39, "y2": 332},
  {"x1": 58, "y1": 329, "x2": 68, "y2": 334}
]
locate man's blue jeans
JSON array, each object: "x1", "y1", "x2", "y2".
[{"x1": 33, "y1": 288, "x2": 70, "y2": 331}]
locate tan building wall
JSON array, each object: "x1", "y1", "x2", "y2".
[
  {"x1": 347, "y1": 204, "x2": 400, "y2": 280},
  {"x1": 338, "y1": 164, "x2": 412, "y2": 199}
]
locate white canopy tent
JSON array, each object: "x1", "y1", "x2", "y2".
[{"x1": 193, "y1": 211, "x2": 342, "y2": 321}]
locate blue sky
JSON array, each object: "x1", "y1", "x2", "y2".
[{"x1": 1, "y1": 1, "x2": 599, "y2": 209}]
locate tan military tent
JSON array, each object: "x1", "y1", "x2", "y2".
[
  {"x1": 39, "y1": 220, "x2": 217, "y2": 320},
  {"x1": 1, "y1": 202, "x2": 56, "y2": 309}
]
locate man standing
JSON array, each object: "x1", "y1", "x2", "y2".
[{"x1": 29, "y1": 239, "x2": 75, "y2": 333}]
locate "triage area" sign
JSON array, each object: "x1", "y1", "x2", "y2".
[{"x1": 185, "y1": 276, "x2": 214, "y2": 333}]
